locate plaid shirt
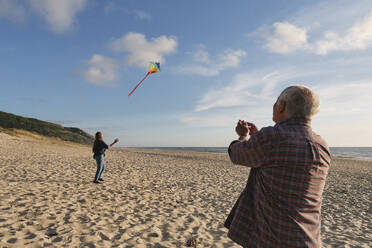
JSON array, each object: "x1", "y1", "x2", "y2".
[{"x1": 225, "y1": 118, "x2": 331, "y2": 248}]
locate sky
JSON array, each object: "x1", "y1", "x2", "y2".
[{"x1": 1, "y1": 0, "x2": 372, "y2": 147}]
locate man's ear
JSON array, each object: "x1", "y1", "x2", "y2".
[{"x1": 279, "y1": 101, "x2": 286, "y2": 113}]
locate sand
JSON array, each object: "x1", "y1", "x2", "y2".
[{"x1": 0, "y1": 132, "x2": 371, "y2": 247}]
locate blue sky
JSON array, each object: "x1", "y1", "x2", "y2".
[{"x1": 1, "y1": 0, "x2": 372, "y2": 147}]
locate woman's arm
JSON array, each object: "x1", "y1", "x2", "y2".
[{"x1": 109, "y1": 138, "x2": 119, "y2": 148}]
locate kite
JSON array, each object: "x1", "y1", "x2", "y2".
[{"x1": 128, "y1": 62, "x2": 161, "y2": 97}]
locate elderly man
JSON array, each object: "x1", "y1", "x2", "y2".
[{"x1": 225, "y1": 85, "x2": 331, "y2": 247}]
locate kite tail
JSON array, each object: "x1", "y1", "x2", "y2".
[{"x1": 128, "y1": 72, "x2": 150, "y2": 97}]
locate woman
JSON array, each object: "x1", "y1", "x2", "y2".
[{"x1": 92, "y1": 132, "x2": 119, "y2": 184}]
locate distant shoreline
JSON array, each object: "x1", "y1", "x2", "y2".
[{"x1": 122, "y1": 147, "x2": 372, "y2": 161}]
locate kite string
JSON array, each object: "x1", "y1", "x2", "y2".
[{"x1": 128, "y1": 72, "x2": 150, "y2": 97}]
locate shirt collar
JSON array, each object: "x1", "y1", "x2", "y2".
[{"x1": 276, "y1": 117, "x2": 311, "y2": 127}]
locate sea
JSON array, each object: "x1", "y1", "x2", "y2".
[{"x1": 132, "y1": 147, "x2": 372, "y2": 159}]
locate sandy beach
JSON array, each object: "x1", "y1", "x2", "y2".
[{"x1": 0, "y1": 132, "x2": 371, "y2": 247}]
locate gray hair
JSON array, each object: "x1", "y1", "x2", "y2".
[{"x1": 277, "y1": 85, "x2": 320, "y2": 120}]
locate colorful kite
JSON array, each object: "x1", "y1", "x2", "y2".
[{"x1": 128, "y1": 62, "x2": 161, "y2": 97}]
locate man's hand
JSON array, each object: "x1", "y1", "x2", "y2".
[
  {"x1": 246, "y1": 122, "x2": 258, "y2": 134},
  {"x1": 235, "y1": 120, "x2": 259, "y2": 140},
  {"x1": 236, "y1": 120, "x2": 249, "y2": 137}
]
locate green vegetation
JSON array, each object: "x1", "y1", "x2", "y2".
[{"x1": 0, "y1": 110, "x2": 94, "y2": 145}]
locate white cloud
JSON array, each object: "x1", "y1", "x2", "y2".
[
  {"x1": 290, "y1": 0, "x2": 372, "y2": 31},
  {"x1": 0, "y1": 0, "x2": 25, "y2": 22},
  {"x1": 104, "y1": 2, "x2": 122, "y2": 14},
  {"x1": 264, "y1": 22, "x2": 308, "y2": 54},
  {"x1": 180, "y1": 78, "x2": 372, "y2": 144},
  {"x1": 195, "y1": 70, "x2": 290, "y2": 111},
  {"x1": 176, "y1": 48, "x2": 246, "y2": 77},
  {"x1": 313, "y1": 122, "x2": 372, "y2": 147},
  {"x1": 30, "y1": 0, "x2": 87, "y2": 33},
  {"x1": 314, "y1": 13, "x2": 372, "y2": 55},
  {"x1": 315, "y1": 82, "x2": 372, "y2": 117},
  {"x1": 176, "y1": 65, "x2": 219, "y2": 77},
  {"x1": 180, "y1": 113, "x2": 237, "y2": 128},
  {"x1": 181, "y1": 56, "x2": 372, "y2": 147},
  {"x1": 263, "y1": 7, "x2": 372, "y2": 55},
  {"x1": 103, "y1": 3, "x2": 150, "y2": 21},
  {"x1": 180, "y1": 107, "x2": 274, "y2": 129},
  {"x1": 133, "y1": 10, "x2": 151, "y2": 20},
  {"x1": 110, "y1": 32, "x2": 178, "y2": 67},
  {"x1": 217, "y1": 49, "x2": 247, "y2": 69},
  {"x1": 194, "y1": 65, "x2": 372, "y2": 115},
  {"x1": 192, "y1": 44, "x2": 210, "y2": 64},
  {"x1": 195, "y1": 78, "x2": 257, "y2": 112},
  {"x1": 81, "y1": 54, "x2": 118, "y2": 86},
  {"x1": 311, "y1": 78, "x2": 372, "y2": 146}
]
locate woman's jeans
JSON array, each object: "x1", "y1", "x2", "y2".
[{"x1": 94, "y1": 154, "x2": 106, "y2": 182}]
